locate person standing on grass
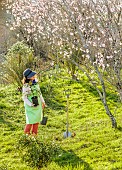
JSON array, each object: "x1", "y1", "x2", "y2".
[{"x1": 22, "y1": 68, "x2": 45, "y2": 136}]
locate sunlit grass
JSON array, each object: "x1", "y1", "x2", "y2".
[{"x1": 0, "y1": 72, "x2": 122, "y2": 170}]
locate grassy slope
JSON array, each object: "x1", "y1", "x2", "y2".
[{"x1": 0, "y1": 72, "x2": 122, "y2": 170}]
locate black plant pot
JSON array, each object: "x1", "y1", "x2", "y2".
[{"x1": 31, "y1": 96, "x2": 39, "y2": 106}]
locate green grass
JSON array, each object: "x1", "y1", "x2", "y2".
[{"x1": 0, "y1": 72, "x2": 122, "y2": 170}]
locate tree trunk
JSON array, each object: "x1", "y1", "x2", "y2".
[
  {"x1": 94, "y1": 64, "x2": 117, "y2": 128},
  {"x1": 101, "y1": 99, "x2": 117, "y2": 128}
]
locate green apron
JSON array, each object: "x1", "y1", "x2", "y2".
[{"x1": 24, "y1": 84, "x2": 43, "y2": 124}]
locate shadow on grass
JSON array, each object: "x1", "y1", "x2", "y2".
[
  {"x1": 0, "y1": 110, "x2": 17, "y2": 131},
  {"x1": 45, "y1": 98, "x2": 65, "y2": 111},
  {"x1": 41, "y1": 86, "x2": 66, "y2": 111},
  {"x1": 116, "y1": 126, "x2": 122, "y2": 131},
  {"x1": 41, "y1": 77, "x2": 120, "y2": 113},
  {"x1": 68, "y1": 78, "x2": 119, "y2": 103},
  {"x1": 54, "y1": 149, "x2": 93, "y2": 170}
]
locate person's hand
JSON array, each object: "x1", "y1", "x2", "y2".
[
  {"x1": 31, "y1": 103, "x2": 35, "y2": 107},
  {"x1": 42, "y1": 102, "x2": 46, "y2": 109},
  {"x1": 31, "y1": 103, "x2": 38, "y2": 107}
]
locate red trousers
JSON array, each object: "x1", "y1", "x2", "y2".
[{"x1": 24, "y1": 123, "x2": 39, "y2": 135}]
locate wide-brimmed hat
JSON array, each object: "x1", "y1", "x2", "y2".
[{"x1": 23, "y1": 68, "x2": 36, "y2": 78}]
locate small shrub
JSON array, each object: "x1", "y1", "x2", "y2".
[
  {"x1": 17, "y1": 135, "x2": 60, "y2": 168},
  {"x1": 1, "y1": 41, "x2": 35, "y2": 87}
]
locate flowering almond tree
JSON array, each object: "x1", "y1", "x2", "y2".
[
  {"x1": 6, "y1": 0, "x2": 122, "y2": 128},
  {"x1": 43, "y1": 0, "x2": 121, "y2": 128},
  {"x1": 49, "y1": 0, "x2": 121, "y2": 128},
  {"x1": 6, "y1": 0, "x2": 50, "y2": 57}
]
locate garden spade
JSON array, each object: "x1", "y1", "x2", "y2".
[{"x1": 63, "y1": 89, "x2": 72, "y2": 138}]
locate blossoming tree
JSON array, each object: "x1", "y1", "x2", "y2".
[{"x1": 6, "y1": 0, "x2": 122, "y2": 128}]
